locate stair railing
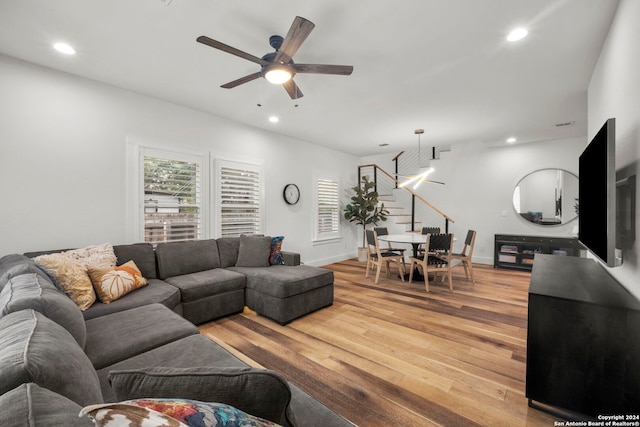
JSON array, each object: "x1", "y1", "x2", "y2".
[{"x1": 357, "y1": 163, "x2": 455, "y2": 233}]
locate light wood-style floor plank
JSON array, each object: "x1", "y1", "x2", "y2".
[{"x1": 199, "y1": 259, "x2": 558, "y2": 426}]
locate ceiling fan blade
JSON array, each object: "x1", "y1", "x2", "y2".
[
  {"x1": 197, "y1": 36, "x2": 268, "y2": 66},
  {"x1": 275, "y1": 16, "x2": 315, "y2": 64},
  {"x1": 282, "y1": 79, "x2": 304, "y2": 99},
  {"x1": 293, "y1": 64, "x2": 354, "y2": 75},
  {"x1": 221, "y1": 72, "x2": 262, "y2": 89}
]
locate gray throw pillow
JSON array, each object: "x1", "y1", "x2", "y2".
[
  {"x1": 108, "y1": 366, "x2": 292, "y2": 425},
  {"x1": 236, "y1": 236, "x2": 272, "y2": 267}
]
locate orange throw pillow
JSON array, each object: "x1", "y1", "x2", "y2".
[{"x1": 88, "y1": 260, "x2": 148, "y2": 304}]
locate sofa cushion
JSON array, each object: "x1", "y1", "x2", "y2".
[
  {"x1": 228, "y1": 265, "x2": 334, "y2": 298},
  {"x1": 96, "y1": 335, "x2": 248, "y2": 403},
  {"x1": 84, "y1": 303, "x2": 198, "y2": 370},
  {"x1": 0, "y1": 273, "x2": 87, "y2": 348},
  {"x1": 114, "y1": 243, "x2": 158, "y2": 279},
  {"x1": 0, "y1": 310, "x2": 103, "y2": 407},
  {"x1": 216, "y1": 237, "x2": 240, "y2": 268},
  {"x1": 81, "y1": 399, "x2": 281, "y2": 427},
  {"x1": 88, "y1": 260, "x2": 148, "y2": 304},
  {"x1": 156, "y1": 239, "x2": 221, "y2": 279},
  {"x1": 236, "y1": 235, "x2": 272, "y2": 267},
  {"x1": 0, "y1": 383, "x2": 94, "y2": 427},
  {"x1": 108, "y1": 366, "x2": 292, "y2": 425},
  {"x1": 164, "y1": 269, "x2": 245, "y2": 303},
  {"x1": 82, "y1": 278, "x2": 181, "y2": 320},
  {"x1": 0, "y1": 254, "x2": 49, "y2": 291},
  {"x1": 34, "y1": 253, "x2": 96, "y2": 310}
]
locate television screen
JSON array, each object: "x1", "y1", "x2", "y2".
[{"x1": 578, "y1": 118, "x2": 616, "y2": 266}]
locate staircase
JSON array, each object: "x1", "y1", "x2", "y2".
[{"x1": 357, "y1": 159, "x2": 454, "y2": 233}]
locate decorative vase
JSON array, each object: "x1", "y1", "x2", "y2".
[{"x1": 357, "y1": 247, "x2": 369, "y2": 263}]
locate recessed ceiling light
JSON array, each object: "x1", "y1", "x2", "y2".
[
  {"x1": 268, "y1": 116, "x2": 279, "y2": 123},
  {"x1": 507, "y1": 28, "x2": 528, "y2": 42},
  {"x1": 53, "y1": 42, "x2": 76, "y2": 55},
  {"x1": 507, "y1": 137, "x2": 517, "y2": 143}
]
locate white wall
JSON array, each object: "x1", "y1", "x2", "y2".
[
  {"x1": 588, "y1": 0, "x2": 640, "y2": 297},
  {"x1": 0, "y1": 54, "x2": 360, "y2": 266},
  {"x1": 362, "y1": 136, "x2": 585, "y2": 265}
]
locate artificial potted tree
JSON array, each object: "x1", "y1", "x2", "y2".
[{"x1": 344, "y1": 176, "x2": 389, "y2": 262}]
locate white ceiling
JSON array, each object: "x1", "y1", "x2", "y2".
[{"x1": 0, "y1": 0, "x2": 619, "y2": 156}]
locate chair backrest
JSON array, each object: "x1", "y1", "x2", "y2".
[
  {"x1": 374, "y1": 227, "x2": 389, "y2": 236},
  {"x1": 463, "y1": 230, "x2": 477, "y2": 256},
  {"x1": 421, "y1": 227, "x2": 441, "y2": 235},
  {"x1": 366, "y1": 229, "x2": 376, "y2": 247},
  {"x1": 428, "y1": 233, "x2": 454, "y2": 261}
]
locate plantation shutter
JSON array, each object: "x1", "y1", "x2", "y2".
[
  {"x1": 316, "y1": 178, "x2": 340, "y2": 239},
  {"x1": 219, "y1": 162, "x2": 262, "y2": 237},
  {"x1": 143, "y1": 154, "x2": 201, "y2": 244}
]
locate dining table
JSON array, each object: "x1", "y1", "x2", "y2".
[
  {"x1": 377, "y1": 233, "x2": 456, "y2": 282},
  {"x1": 377, "y1": 233, "x2": 428, "y2": 258}
]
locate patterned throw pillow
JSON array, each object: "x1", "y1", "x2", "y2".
[
  {"x1": 81, "y1": 398, "x2": 282, "y2": 427},
  {"x1": 269, "y1": 236, "x2": 285, "y2": 265},
  {"x1": 87, "y1": 260, "x2": 148, "y2": 304},
  {"x1": 34, "y1": 253, "x2": 96, "y2": 310}
]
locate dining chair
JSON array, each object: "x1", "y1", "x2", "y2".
[
  {"x1": 366, "y1": 229, "x2": 406, "y2": 284},
  {"x1": 417, "y1": 226, "x2": 441, "y2": 256},
  {"x1": 451, "y1": 229, "x2": 477, "y2": 285},
  {"x1": 408, "y1": 233, "x2": 454, "y2": 292},
  {"x1": 374, "y1": 227, "x2": 407, "y2": 258}
]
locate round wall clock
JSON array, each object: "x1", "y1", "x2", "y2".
[{"x1": 283, "y1": 183, "x2": 300, "y2": 205}]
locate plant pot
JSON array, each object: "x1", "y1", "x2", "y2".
[{"x1": 357, "y1": 247, "x2": 369, "y2": 263}]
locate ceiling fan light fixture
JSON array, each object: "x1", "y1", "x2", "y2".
[{"x1": 264, "y1": 67, "x2": 292, "y2": 84}]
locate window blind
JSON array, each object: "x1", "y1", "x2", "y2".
[
  {"x1": 143, "y1": 155, "x2": 201, "y2": 244},
  {"x1": 219, "y1": 165, "x2": 261, "y2": 237},
  {"x1": 316, "y1": 178, "x2": 339, "y2": 237}
]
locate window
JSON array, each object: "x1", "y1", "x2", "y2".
[
  {"x1": 314, "y1": 178, "x2": 340, "y2": 241},
  {"x1": 142, "y1": 149, "x2": 204, "y2": 244},
  {"x1": 216, "y1": 159, "x2": 263, "y2": 237}
]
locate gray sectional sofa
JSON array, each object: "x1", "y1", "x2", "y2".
[{"x1": 0, "y1": 237, "x2": 350, "y2": 426}]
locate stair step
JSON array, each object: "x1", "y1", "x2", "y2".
[
  {"x1": 387, "y1": 213, "x2": 412, "y2": 217},
  {"x1": 396, "y1": 221, "x2": 422, "y2": 225}
]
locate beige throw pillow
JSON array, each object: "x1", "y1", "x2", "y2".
[
  {"x1": 34, "y1": 253, "x2": 96, "y2": 311},
  {"x1": 88, "y1": 260, "x2": 148, "y2": 304}
]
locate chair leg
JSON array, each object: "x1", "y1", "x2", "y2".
[
  {"x1": 424, "y1": 267, "x2": 430, "y2": 293},
  {"x1": 385, "y1": 261, "x2": 392, "y2": 279},
  {"x1": 466, "y1": 261, "x2": 476, "y2": 286},
  {"x1": 375, "y1": 262, "x2": 383, "y2": 284},
  {"x1": 365, "y1": 259, "x2": 371, "y2": 278},
  {"x1": 446, "y1": 269, "x2": 453, "y2": 290},
  {"x1": 397, "y1": 260, "x2": 405, "y2": 282},
  {"x1": 408, "y1": 260, "x2": 416, "y2": 284}
]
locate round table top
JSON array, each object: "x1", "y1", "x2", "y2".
[{"x1": 377, "y1": 233, "x2": 427, "y2": 244}]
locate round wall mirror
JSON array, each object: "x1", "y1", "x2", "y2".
[{"x1": 512, "y1": 169, "x2": 578, "y2": 226}]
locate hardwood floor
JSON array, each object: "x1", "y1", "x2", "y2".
[{"x1": 199, "y1": 259, "x2": 558, "y2": 426}]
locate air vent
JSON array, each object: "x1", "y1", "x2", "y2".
[{"x1": 555, "y1": 121, "x2": 575, "y2": 128}]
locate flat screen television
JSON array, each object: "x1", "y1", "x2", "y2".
[{"x1": 578, "y1": 118, "x2": 616, "y2": 267}]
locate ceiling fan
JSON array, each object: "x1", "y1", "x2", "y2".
[{"x1": 196, "y1": 16, "x2": 353, "y2": 99}]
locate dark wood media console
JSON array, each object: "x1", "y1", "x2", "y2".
[{"x1": 527, "y1": 254, "x2": 640, "y2": 417}]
